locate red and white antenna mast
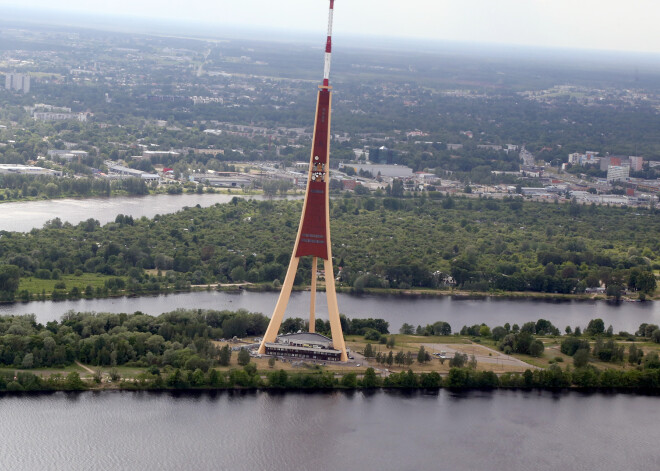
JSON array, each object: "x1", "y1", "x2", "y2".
[{"x1": 323, "y1": 0, "x2": 334, "y2": 87}]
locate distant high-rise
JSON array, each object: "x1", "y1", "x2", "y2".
[
  {"x1": 4, "y1": 73, "x2": 30, "y2": 93},
  {"x1": 629, "y1": 156, "x2": 644, "y2": 172}
]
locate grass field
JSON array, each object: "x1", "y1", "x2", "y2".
[{"x1": 18, "y1": 273, "x2": 111, "y2": 295}]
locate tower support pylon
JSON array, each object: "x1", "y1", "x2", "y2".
[{"x1": 258, "y1": 0, "x2": 347, "y2": 361}]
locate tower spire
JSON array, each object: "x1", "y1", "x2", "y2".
[
  {"x1": 258, "y1": 0, "x2": 347, "y2": 361},
  {"x1": 323, "y1": 0, "x2": 334, "y2": 87}
]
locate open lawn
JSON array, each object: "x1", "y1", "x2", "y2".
[{"x1": 19, "y1": 273, "x2": 110, "y2": 296}]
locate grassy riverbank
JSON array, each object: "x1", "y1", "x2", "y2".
[
  {"x1": 3, "y1": 364, "x2": 660, "y2": 394},
  {"x1": 8, "y1": 278, "x2": 657, "y2": 304}
]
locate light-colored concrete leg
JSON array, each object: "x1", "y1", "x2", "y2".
[
  {"x1": 324, "y1": 258, "x2": 348, "y2": 361},
  {"x1": 309, "y1": 257, "x2": 317, "y2": 333},
  {"x1": 258, "y1": 257, "x2": 300, "y2": 354}
]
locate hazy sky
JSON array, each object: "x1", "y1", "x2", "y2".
[{"x1": 3, "y1": 0, "x2": 660, "y2": 53}]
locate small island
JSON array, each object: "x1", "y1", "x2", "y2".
[{"x1": 1, "y1": 309, "x2": 660, "y2": 393}]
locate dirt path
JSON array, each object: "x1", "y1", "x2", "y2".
[{"x1": 75, "y1": 361, "x2": 95, "y2": 375}]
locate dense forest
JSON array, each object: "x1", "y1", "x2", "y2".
[{"x1": 0, "y1": 196, "x2": 657, "y2": 302}]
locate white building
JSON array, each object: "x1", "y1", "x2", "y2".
[
  {"x1": 48, "y1": 150, "x2": 88, "y2": 162},
  {"x1": 5, "y1": 73, "x2": 30, "y2": 93},
  {"x1": 629, "y1": 156, "x2": 644, "y2": 172},
  {"x1": 105, "y1": 161, "x2": 159, "y2": 181},
  {"x1": 0, "y1": 164, "x2": 61, "y2": 176},
  {"x1": 607, "y1": 165, "x2": 630, "y2": 183},
  {"x1": 568, "y1": 151, "x2": 599, "y2": 166},
  {"x1": 34, "y1": 112, "x2": 87, "y2": 122},
  {"x1": 339, "y1": 163, "x2": 413, "y2": 178}
]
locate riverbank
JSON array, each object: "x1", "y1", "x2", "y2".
[
  {"x1": 336, "y1": 285, "x2": 659, "y2": 301},
  {"x1": 8, "y1": 280, "x2": 654, "y2": 306},
  {"x1": 3, "y1": 365, "x2": 660, "y2": 394}
]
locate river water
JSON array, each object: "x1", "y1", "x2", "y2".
[
  {"x1": 1, "y1": 290, "x2": 658, "y2": 334},
  {"x1": 0, "y1": 390, "x2": 658, "y2": 471},
  {"x1": 0, "y1": 193, "x2": 296, "y2": 233}
]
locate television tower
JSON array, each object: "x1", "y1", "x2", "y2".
[{"x1": 258, "y1": 0, "x2": 347, "y2": 361}]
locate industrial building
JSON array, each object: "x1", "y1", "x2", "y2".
[
  {"x1": 0, "y1": 164, "x2": 61, "y2": 176},
  {"x1": 105, "y1": 161, "x2": 159, "y2": 181},
  {"x1": 189, "y1": 172, "x2": 253, "y2": 188}
]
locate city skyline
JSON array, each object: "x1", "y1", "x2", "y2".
[{"x1": 1, "y1": 0, "x2": 660, "y2": 54}]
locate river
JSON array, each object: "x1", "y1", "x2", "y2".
[
  {"x1": 0, "y1": 193, "x2": 297, "y2": 233},
  {"x1": 1, "y1": 290, "x2": 658, "y2": 333},
  {"x1": 0, "y1": 390, "x2": 657, "y2": 471}
]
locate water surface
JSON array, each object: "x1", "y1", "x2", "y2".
[
  {"x1": 0, "y1": 193, "x2": 296, "y2": 232},
  {"x1": 0, "y1": 390, "x2": 657, "y2": 471},
  {"x1": 1, "y1": 290, "x2": 657, "y2": 333}
]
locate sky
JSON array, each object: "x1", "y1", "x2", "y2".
[{"x1": 2, "y1": 0, "x2": 660, "y2": 54}]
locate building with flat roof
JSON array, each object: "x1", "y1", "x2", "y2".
[
  {"x1": 629, "y1": 156, "x2": 644, "y2": 172},
  {"x1": 263, "y1": 332, "x2": 344, "y2": 361},
  {"x1": 339, "y1": 163, "x2": 413, "y2": 178},
  {"x1": 607, "y1": 165, "x2": 629, "y2": 183},
  {"x1": 0, "y1": 164, "x2": 61, "y2": 176},
  {"x1": 189, "y1": 173, "x2": 252, "y2": 188},
  {"x1": 5, "y1": 73, "x2": 30, "y2": 93},
  {"x1": 105, "y1": 161, "x2": 159, "y2": 181}
]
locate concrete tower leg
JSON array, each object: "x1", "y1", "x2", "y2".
[
  {"x1": 309, "y1": 257, "x2": 317, "y2": 333},
  {"x1": 324, "y1": 258, "x2": 347, "y2": 361},
  {"x1": 257, "y1": 256, "x2": 300, "y2": 353}
]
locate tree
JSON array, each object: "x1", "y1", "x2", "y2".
[
  {"x1": 363, "y1": 343, "x2": 374, "y2": 358},
  {"x1": 417, "y1": 346, "x2": 430, "y2": 364},
  {"x1": 573, "y1": 348, "x2": 590, "y2": 368},
  {"x1": 628, "y1": 344, "x2": 643, "y2": 365},
  {"x1": 237, "y1": 348, "x2": 250, "y2": 366},
  {"x1": 652, "y1": 329, "x2": 660, "y2": 344},
  {"x1": 635, "y1": 271, "x2": 656, "y2": 294},
  {"x1": 586, "y1": 318, "x2": 605, "y2": 336},
  {"x1": 399, "y1": 323, "x2": 414, "y2": 335},
  {"x1": 449, "y1": 352, "x2": 468, "y2": 368},
  {"x1": 65, "y1": 372, "x2": 86, "y2": 390},
  {"x1": 606, "y1": 284, "x2": 623, "y2": 301},
  {"x1": 341, "y1": 372, "x2": 357, "y2": 388},
  {"x1": 361, "y1": 367, "x2": 380, "y2": 388},
  {"x1": 391, "y1": 179, "x2": 404, "y2": 197},
  {"x1": 386, "y1": 336, "x2": 396, "y2": 349},
  {"x1": 268, "y1": 357, "x2": 276, "y2": 368},
  {"x1": 21, "y1": 353, "x2": 34, "y2": 369},
  {"x1": 218, "y1": 345, "x2": 231, "y2": 366},
  {"x1": 0, "y1": 264, "x2": 20, "y2": 300},
  {"x1": 529, "y1": 340, "x2": 545, "y2": 357},
  {"x1": 491, "y1": 326, "x2": 507, "y2": 341}
]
